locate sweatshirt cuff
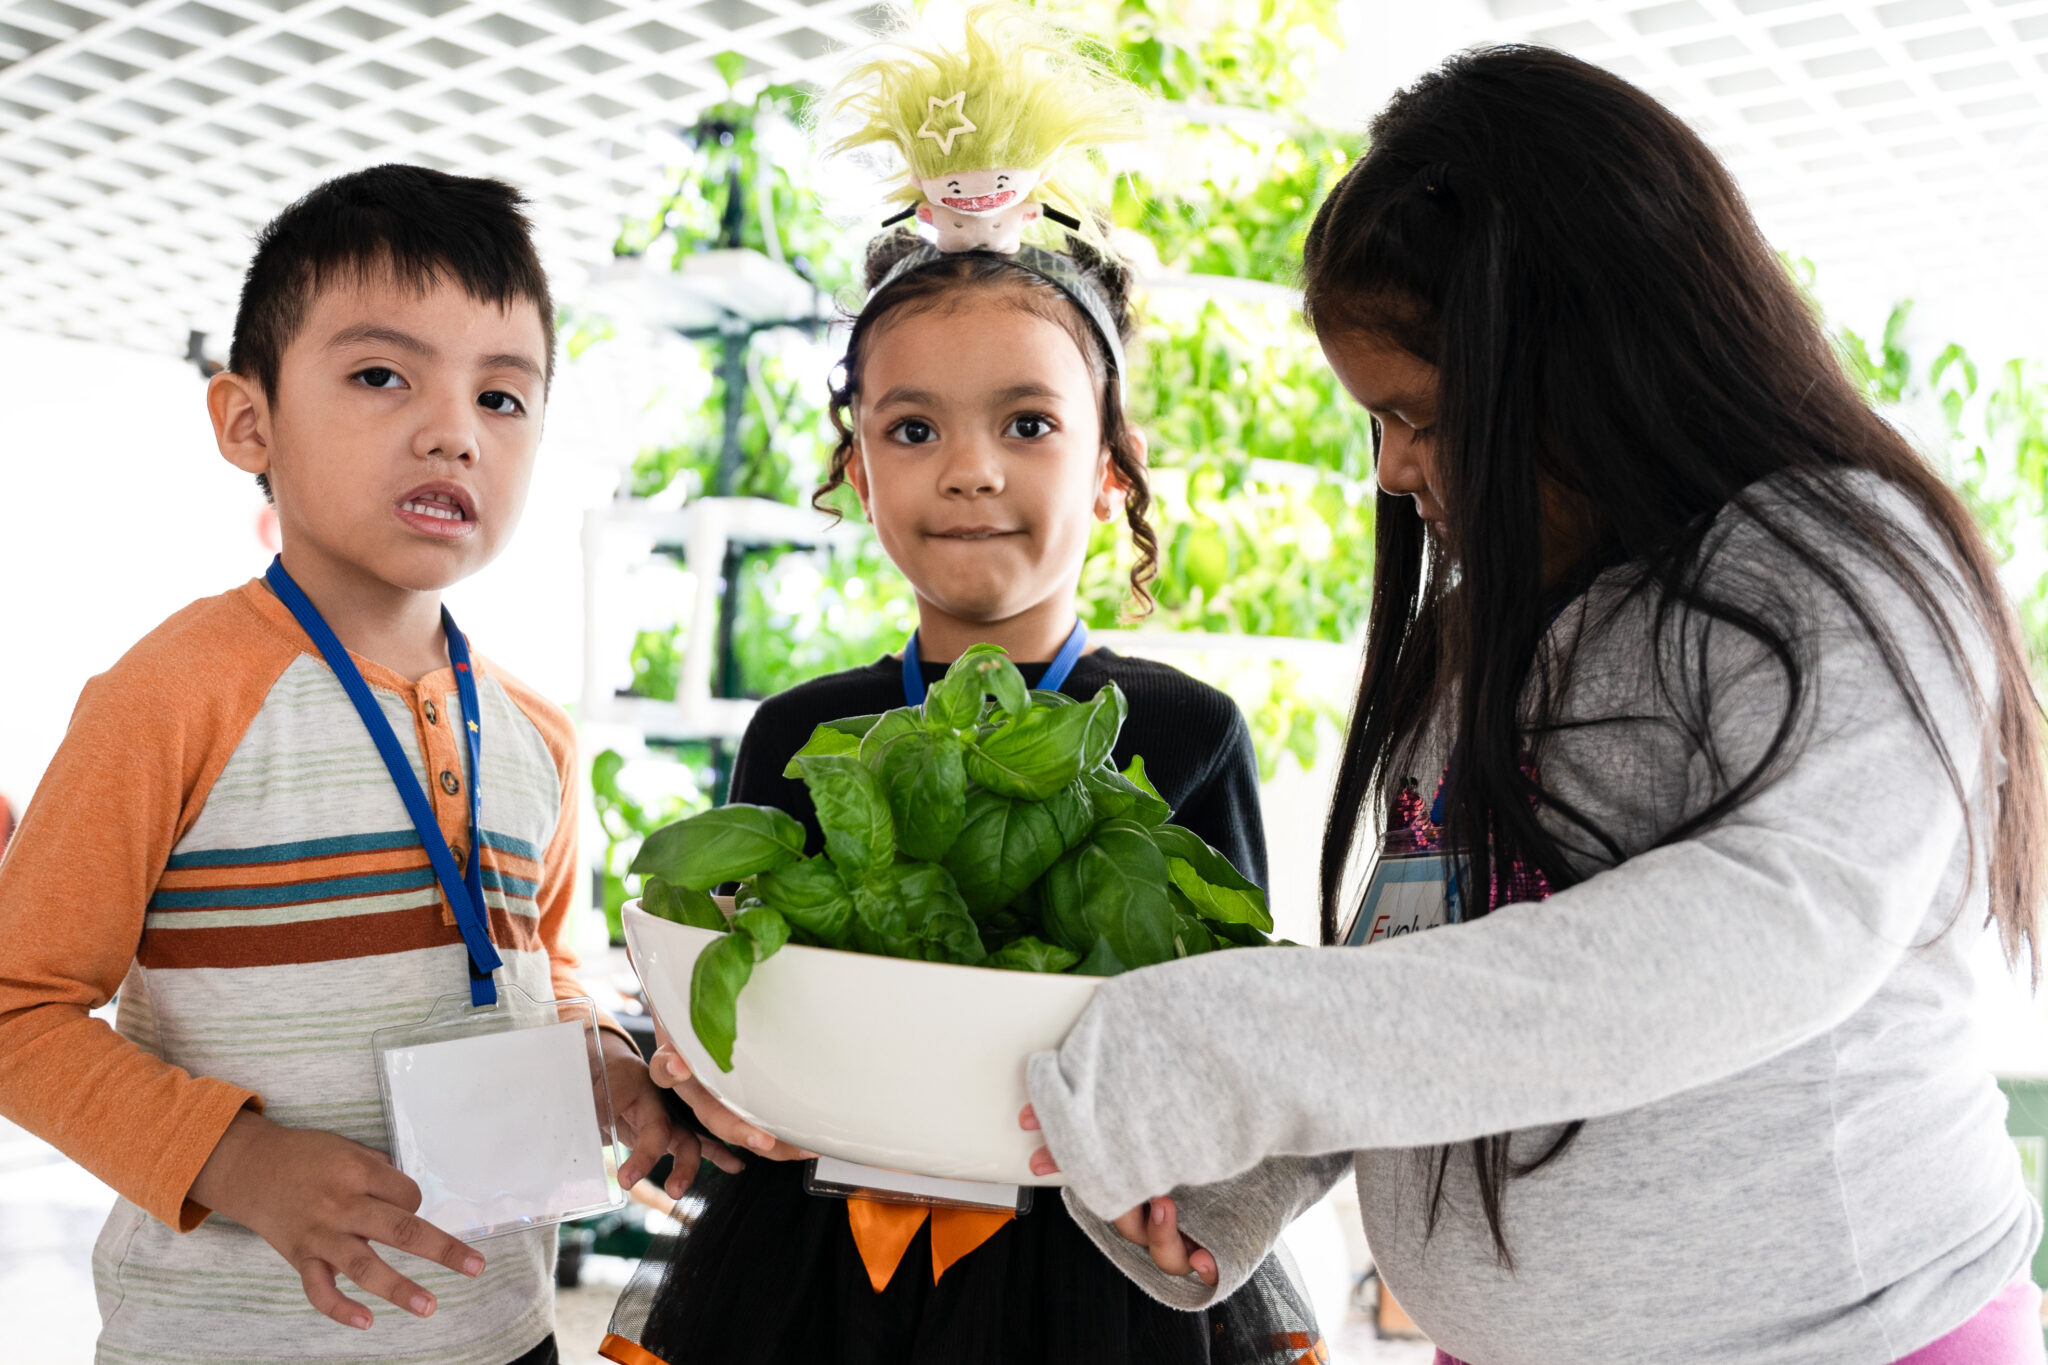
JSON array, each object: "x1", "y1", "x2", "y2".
[
  {"x1": 1026, "y1": 1047, "x2": 1153, "y2": 1220},
  {"x1": 166, "y1": 1082, "x2": 264, "y2": 1232},
  {"x1": 1057, "y1": 1187, "x2": 1235, "y2": 1309}
]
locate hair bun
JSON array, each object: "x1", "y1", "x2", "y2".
[
  {"x1": 862, "y1": 228, "x2": 927, "y2": 290},
  {"x1": 1060, "y1": 229, "x2": 1134, "y2": 343}
]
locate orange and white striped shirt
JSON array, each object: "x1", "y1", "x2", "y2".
[{"x1": 0, "y1": 577, "x2": 606, "y2": 1364}]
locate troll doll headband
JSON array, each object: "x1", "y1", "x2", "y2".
[
  {"x1": 824, "y1": 3, "x2": 1143, "y2": 257},
  {"x1": 826, "y1": 4, "x2": 1143, "y2": 380},
  {"x1": 868, "y1": 239, "x2": 1127, "y2": 379}
]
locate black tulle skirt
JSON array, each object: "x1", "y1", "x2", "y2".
[{"x1": 606, "y1": 1161, "x2": 1323, "y2": 1365}]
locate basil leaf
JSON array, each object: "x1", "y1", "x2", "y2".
[
  {"x1": 1073, "y1": 936, "x2": 1127, "y2": 977},
  {"x1": 782, "y1": 722, "x2": 865, "y2": 778},
  {"x1": 1028, "y1": 689, "x2": 1076, "y2": 708},
  {"x1": 1151, "y1": 824, "x2": 1273, "y2": 931},
  {"x1": 1082, "y1": 763, "x2": 1170, "y2": 828},
  {"x1": 875, "y1": 731, "x2": 966, "y2": 862},
  {"x1": 943, "y1": 787, "x2": 1070, "y2": 917},
  {"x1": 689, "y1": 930, "x2": 754, "y2": 1072},
  {"x1": 923, "y1": 669, "x2": 985, "y2": 732},
  {"x1": 966, "y1": 701, "x2": 1097, "y2": 800},
  {"x1": 795, "y1": 753, "x2": 895, "y2": 877},
  {"x1": 732, "y1": 906, "x2": 792, "y2": 958},
  {"x1": 1079, "y1": 683, "x2": 1127, "y2": 770},
  {"x1": 753, "y1": 856, "x2": 854, "y2": 944},
  {"x1": 1045, "y1": 777, "x2": 1098, "y2": 849},
  {"x1": 632, "y1": 804, "x2": 806, "y2": 890},
  {"x1": 891, "y1": 862, "x2": 987, "y2": 965},
  {"x1": 823, "y1": 713, "x2": 885, "y2": 741},
  {"x1": 1124, "y1": 754, "x2": 1166, "y2": 803},
  {"x1": 1168, "y1": 887, "x2": 1218, "y2": 957},
  {"x1": 848, "y1": 875, "x2": 911, "y2": 955},
  {"x1": 1038, "y1": 820, "x2": 1177, "y2": 971},
  {"x1": 1207, "y1": 918, "x2": 1276, "y2": 948},
  {"x1": 987, "y1": 936, "x2": 1081, "y2": 973},
  {"x1": 964, "y1": 647, "x2": 1031, "y2": 722},
  {"x1": 857, "y1": 706, "x2": 927, "y2": 765},
  {"x1": 640, "y1": 875, "x2": 726, "y2": 930}
]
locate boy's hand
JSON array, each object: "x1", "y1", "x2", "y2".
[
  {"x1": 188, "y1": 1110, "x2": 485, "y2": 1330},
  {"x1": 602, "y1": 1031, "x2": 746, "y2": 1199}
]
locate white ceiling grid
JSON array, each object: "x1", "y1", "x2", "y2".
[
  {"x1": 2, "y1": 0, "x2": 2045, "y2": 355},
  {"x1": 1485, "y1": 0, "x2": 2048, "y2": 338},
  {"x1": 0, "y1": 0, "x2": 883, "y2": 353}
]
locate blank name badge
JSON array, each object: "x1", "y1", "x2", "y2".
[
  {"x1": 1347, "y1": 851, "x2": 1462, "y2": 947},
  {"x1": 373, "y1": 986, "x2": 626, "y2": 1242}
]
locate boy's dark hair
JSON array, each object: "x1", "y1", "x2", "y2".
[
  {"x1": 229, "y1": 164, "x2": 556, "y2": 498},
  {"x1": 816, "y1": 229, "x2": 1158, "y2": 615}
]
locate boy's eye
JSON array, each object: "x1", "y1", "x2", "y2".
[
  {"x1": 892, "y1": 419, "x2": 937, "y2": 445},
  {"x1": 478, "y1": 390, "x2": 524, "y2": 415},
  {"x1": 1005, "y1": 414, "x2": 1055, "y2": 440},
  {"x1": 355, "y1": 367, "x2": 403, "y2": 390}
]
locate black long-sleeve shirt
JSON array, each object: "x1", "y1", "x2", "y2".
[{"x1": 727, "y1": 648, "x2": 1268, "y2": 888}]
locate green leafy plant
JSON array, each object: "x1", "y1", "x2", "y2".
[{"x1": 630, "y1": 646, "x2": 1279, "y2": 1069}]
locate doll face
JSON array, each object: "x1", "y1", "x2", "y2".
[
  {"x1": 915, "y1": 168, "x2": 1044, "y2": 254},
  {"x1": 917, "y1": 168, "x2": 1041, "y2": 216}
]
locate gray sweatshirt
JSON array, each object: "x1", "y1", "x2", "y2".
[{"x1": 1026, "y1": 473, "x2": 2040, "y2": 1364}]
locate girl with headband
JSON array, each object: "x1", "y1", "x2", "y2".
[{"x1": 604, "y1": 9, "x2": 1323, "y2": 1362}]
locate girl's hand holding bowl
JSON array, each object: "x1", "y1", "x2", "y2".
[
  {"x1": 1019, "y1": 1104, "x2": 1218, "y2": 1287},
  {"x1": 646, "y1": 1019, "x2": 815, "y2": 1178}
]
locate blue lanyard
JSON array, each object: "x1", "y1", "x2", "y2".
[
  {"x1": 902, "y1": 619, "x2": 1088, "y2": 706},
  {"x1": 265, "y1": 557, "x2": 501, "y2": 1007}
]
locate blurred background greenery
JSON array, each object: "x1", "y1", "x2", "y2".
[{"x1": 577, "y1": 0, "x2": 2048, "y2": 940}]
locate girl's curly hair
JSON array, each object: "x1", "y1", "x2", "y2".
[{"x1": 815, "y1": 228, "x2": 1157, "y2": 614}]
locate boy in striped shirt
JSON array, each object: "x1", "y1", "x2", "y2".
[{"x1": 0, "y1": 165, "x2": 707, "y2": 1364}]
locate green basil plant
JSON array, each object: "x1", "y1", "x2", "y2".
[{"x1": 630, "y1": 644, "x2": 1280, "y2": 1069}]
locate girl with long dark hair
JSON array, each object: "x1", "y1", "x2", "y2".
[{"x1": 1021, "y1": 45, "x2": 2048, "y2": 1364}]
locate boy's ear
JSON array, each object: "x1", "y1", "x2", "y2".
[
  {"x1": 208, "y1": 371, "x2": 272, "y2": 481},
  {"x1": 1095, "y1": 429, "x2": 1144, "y2": 523}
]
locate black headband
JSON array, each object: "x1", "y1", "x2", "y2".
[{"x1": 868, "y1": 241, "x2": 1128, "y2": 380}]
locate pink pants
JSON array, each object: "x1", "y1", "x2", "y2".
[{"x1": 1429, "y1": 1278, "x2": 2045, "y2": 1365}]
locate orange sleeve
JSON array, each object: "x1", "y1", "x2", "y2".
[
  {"x1": 491, "y1": 664, "x2": 633, "y2": 1050},
  {"x1": 0, "y1": 591, "x2": 289, "y2": 1230}
]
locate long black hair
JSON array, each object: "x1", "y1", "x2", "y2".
[{"x1": 1303, "y1": 46, "x2": 2047, "y2": 1261}]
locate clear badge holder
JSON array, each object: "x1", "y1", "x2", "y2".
[
  {"x1": 803, "y1": 1156, "x2": 1033, "y2": 1215},
  {"x1": 372, "y1": 981, "x2": 627, "y2": 1242}
]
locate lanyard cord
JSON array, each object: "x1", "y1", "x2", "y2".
[
  {"x1": 901, "y1": 618, "x2": 1088, "y2": 706},
  {"x1": 265, "y1": 557, "x2": 501, "y2": 1006}
]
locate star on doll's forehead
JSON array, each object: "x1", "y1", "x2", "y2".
[{"x1": 916, "y1": 91, "x2": 976, "y2": 156}]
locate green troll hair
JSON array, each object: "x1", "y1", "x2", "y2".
[{"x1": 824, "y1": 2, "x2": 1144, "y2": 248}]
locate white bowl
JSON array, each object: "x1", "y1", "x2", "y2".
[{"x1": 623, "y1": 901, "x2": 1100, "y2": 1185}]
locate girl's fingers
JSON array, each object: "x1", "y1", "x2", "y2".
[
  {"x1": 648, "y1": 1045, "x2": 687, "y2": 1090},
  {"x1": 299, "y1": 1259, "x2": 373, "y2": 1330},
  {"x1": 1027, "y1": 1145, "x2": 1059, "y2": 1177},
  {"x1": 1189, "y1": 1246, "x2": 1219, "y2": 1287},
  {"x1": 696, "y1": 1135, "x2": 746, "y2": 1177},
  {"x1": 1018, "y1": 1104, "x2": 1040, "y2": 1131},
  {"x1": 678, "y1": 1080, "x2": 795, "y2": 1159},
  {"x1": 1146, "y1": 1196, "x2": 1193, "y2": 1276},
  {"x1": 1112, "y1": 1204, "x2": 1150, "y2": 1247}
]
